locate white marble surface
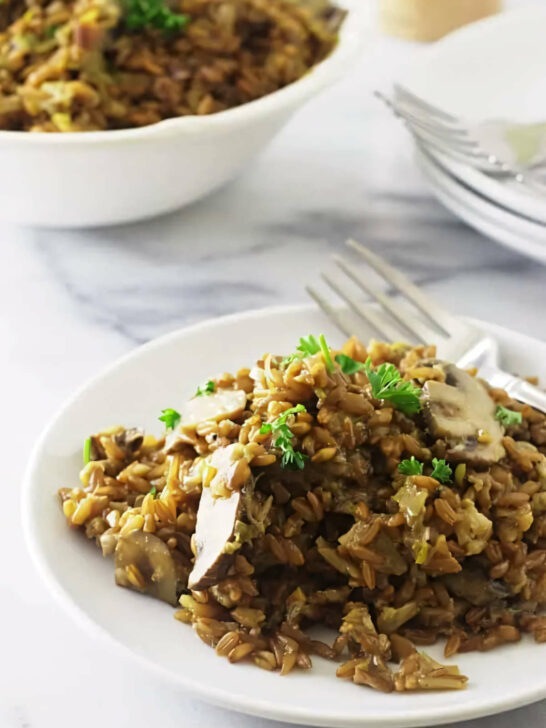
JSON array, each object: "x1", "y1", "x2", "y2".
[{"x1": 3, "y1": 2, "x2": 546, "y2": 727}]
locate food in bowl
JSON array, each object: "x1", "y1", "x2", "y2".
[
  {"x1": 58, "y1": 334, "x2": 546, "y2": 692},
  {"x1": 0, "y1": 0, "x2": 344, "y2": 132}
]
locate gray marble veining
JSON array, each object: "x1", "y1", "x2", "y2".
[{"x1": 28, "y1": 152, "x2": 542, "y2": 344}]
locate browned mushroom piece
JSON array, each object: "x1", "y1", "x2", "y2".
[
  {"x1": 115, "y1": 427, "x2": 144, "y2": 454},
  {"x1": 181, "y1": 388, "x2": 247, "y2": 428},
  {"x1": 421, "y1": 361, "x2": 505, "y2": 466},
  {"x1": 441, "y1": 565, "x2": 510, "y2": 606},
  {"x1": 115, "y1": 530, "x2": 177, "y2": 606},
  {"x1": 188, "y1": 486, "x2": 244, "y2": 591},
  {"x1": 188, "y1": 443, "x2": 253, "y2": 590},
  {"x1": 208, "y1": 444, "x2": 251, "y2": 496}
]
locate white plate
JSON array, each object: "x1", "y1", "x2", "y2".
[
  {"x1": 397, "y1": 6, "x2": 546, "y2": 226},
  {"x1": 427, "y1": 148, "x2": 546, "y2": 227},
  {"x1": 23, "y1": 304, "x2": 546, "y2": 728},
  {"x1": 416, "y1": 148, "x2": 546, "y2": 265}
]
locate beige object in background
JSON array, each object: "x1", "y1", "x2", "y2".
[{"x1": 380, "y1": 0, "x2": 502, "y2": 42}]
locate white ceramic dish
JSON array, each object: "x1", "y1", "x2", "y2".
[
  {"x1": 1, "y1": 0, "x2": 366, "y2": 228},
  {"x1": 416, "y1": 148, "x2": 546, "y2": 265},
  {"x1": 427, "y1": 148, "x2": 546, "y2": 227},
  {"x1": 396, "y1": 6, "x2": 546, "y2": 228},
  {"x1": 23, "y1": 304, "x2": 546, "y2": 728}
]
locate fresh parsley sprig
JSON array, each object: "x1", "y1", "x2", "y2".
[
  {"x1": 319, "y1": 334, "x2": 334, "y2": 373},
  {"x1": 398, "y1": 456, "x2": 423, "y2": 476},
  {"x1": 335, "y1": 353, "x2": 365, "y2": 375},
  {"x1": 124, "y1": 0, "x2": 190, "y2": 34},
  {"x1": 297, "y1": 335, "x2": 321, "y2": 357},
  {"x1": 280, "y1": 334, "x2": 336, "y2": 374},
  {"x1": 195, "y1": 380, "x2": 215, "y2": 397},
  {"x1": 495, "y1": 405, "x2": 523, "y2": 427},
  {"x1": 83, "y1": 436, "x2": 92, "y2": 465},
  {"x1": 280, "y1": 335, "x2": 321, "y2": 368},
  {"x1": 159, "y1": 407, "x2": 181, "y2": 430},
  {"x1": 430, "y1": 458, "x2": 452, "y2": 484},
  {"x1": 398, "y1": 456, "x2": 452, "y2": 483},
  {"x1": 45, "y1": 24, "x2": 59, "y2": 39},
  {"x1": 363, "y1": 358, "x2": 422, "y2": 415},
  {"x1": 260, "y1": 404, "x2": 308, "y2": 470}
]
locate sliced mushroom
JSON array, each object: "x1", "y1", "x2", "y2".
[
  {"x1": 181, "y1": 388, "x2": 247, "y2": 428},
  {"x1": 188, "y1": 443, "x2": 253, "y2": 590},
  {"x1": 188, "y1": 486, "x2": 244, "y2": 591},
  {"x1": 208, "y1": 444, "x2": 251, "y2": 495},
  {"x1": 441, "y1": 565, "x2": 510, "y2": 606},
  {"x1": 164, "y1": 430, "x2": 198, "y2": 456},
  {"x1": 422, "y1": 362, "x2": 505, "y2": 466},
  {"x1": 115, "y1": 530, "x2": 177, "y2": 606},
  {"x1": 115, "y1": 427, "x2": 144, "y2": 454}
]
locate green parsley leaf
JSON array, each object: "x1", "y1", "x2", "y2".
[
  {"x1": 279, "y1": 353, "x2": 298, "y2": 368},
  {"x1": 398, "y1": 456, "x2": 424, "y2": 476},
  {"x1": 335, "y1": 353, "x2": 365, "y2": 375},
  {"x1": 363, "y1": 358, "x2": 422, "y2": 415},
  {"x1": 83, "y1": 436, "x2": 92, "y2": 465},
  {"x1": 297, "y1": 335, "x2": 321, "y2": 357},
  {"x1": 319, "y1": 334, "x2": 335, "y2": 373},
  {"x1": 430, "y1": 458, "x2": 452, "y2": 484},
  {"x1": 260, "y1": 404, "x2": 308, "y2": 470},
  {"x1": 280, "y1": 335, "x2": 326, "y2": 368},
  {"x1": 260, "y1": 404, "x2": 306, "y2": 435},
  {"x1": 495, "y1": 405, "x2": 523, "y2": 427},
  {"x1": 158, "y1": 407, "x2": 181, "y2": 430},
  {"x1": 149, "y1": 486, "x2": 157, "y2": 497},
  {"x1": 124, "y1": 0, "x2": 190, "y2": 34},
  {"x1": 195, "y1": 380, "x2": 215, "y2": 397},
  {"x1": 45, "y1": 24, "x2": 59, "y2": 39},
  {"x1": 281, "y1": 449, "x2": 307, "y2": 470}
]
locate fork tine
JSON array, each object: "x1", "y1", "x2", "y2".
[
  {"x1": 377, "y1": 92, "x2": 470, "y2": 139},
  {"x1": 391, "y1": 86, "x2": 546, "y2": 189},
  {"x1": 346, "y1": 240, "x2": 458, "y2": 337},
  {"x1": 332, "y1": 256, "x2": 434, "y2": 345},
  {"x1": 394, "y1": 84, "x2": 458, "y2": 123},
  {"x1": 389, "y1": 104, "x2": 475, "y2": 146},
  {"x1": 376, "y1": 93, "x2": 478, "y2": 147},
  {"x1": 412, "y1": 133, "x2": 500, "y2": 171},
  {"x1": 320, "y1": 272, "x2": 403, "y2": 342},
  {"x1": 305, "y1": 285, "x2": 353, "y2": 339},
  {"x1": 377, "y1": 93, "x2": 508, "y2": 174}
]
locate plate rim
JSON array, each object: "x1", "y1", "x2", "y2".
[
  {"x1": 22, "y1": 303, "x2": 546, "y2": 727},
  {"x1": 416, "y1": 148, "x2": 546, "y2": 264},
  {"x1": 423, "y1": 147, "x2": 546, "y2": 227}
]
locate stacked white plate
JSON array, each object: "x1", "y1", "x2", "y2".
[{"x1": 395, "y1": 6, "x2": 546, "y2": 264}]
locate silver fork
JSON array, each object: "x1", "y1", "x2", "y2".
[
  {"x1": 377, "y1": 85, "x2": 546, "y2": 192},
  {"x1": 306, "y1": 239, "x2": 546, "y2": 412}
]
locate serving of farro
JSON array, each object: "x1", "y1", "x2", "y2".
[
  {"x1": 0, "y1": 0, "x2": 344, "y2": 132},
  {"x1": 57, "y1": 330, "x2": 546, "y2": 696}
]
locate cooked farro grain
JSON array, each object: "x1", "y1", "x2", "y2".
[
  {"x1": 0, "y1": 0, "x2": 344, "y2": 131},
  {"x1": 58, "y1": 335, "x2": 546, "y2": 693}
]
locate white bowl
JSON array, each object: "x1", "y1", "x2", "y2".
[
  {"x1": 23, "y1": 304, "x2": 546, "y2": 727},
  {"x1": 0, "y1": 1, "x2": 366, "y2": 228}
]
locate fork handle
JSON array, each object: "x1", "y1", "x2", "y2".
[{"x1": 480, "y1": 366, "x2": 546, "y2": 414}]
